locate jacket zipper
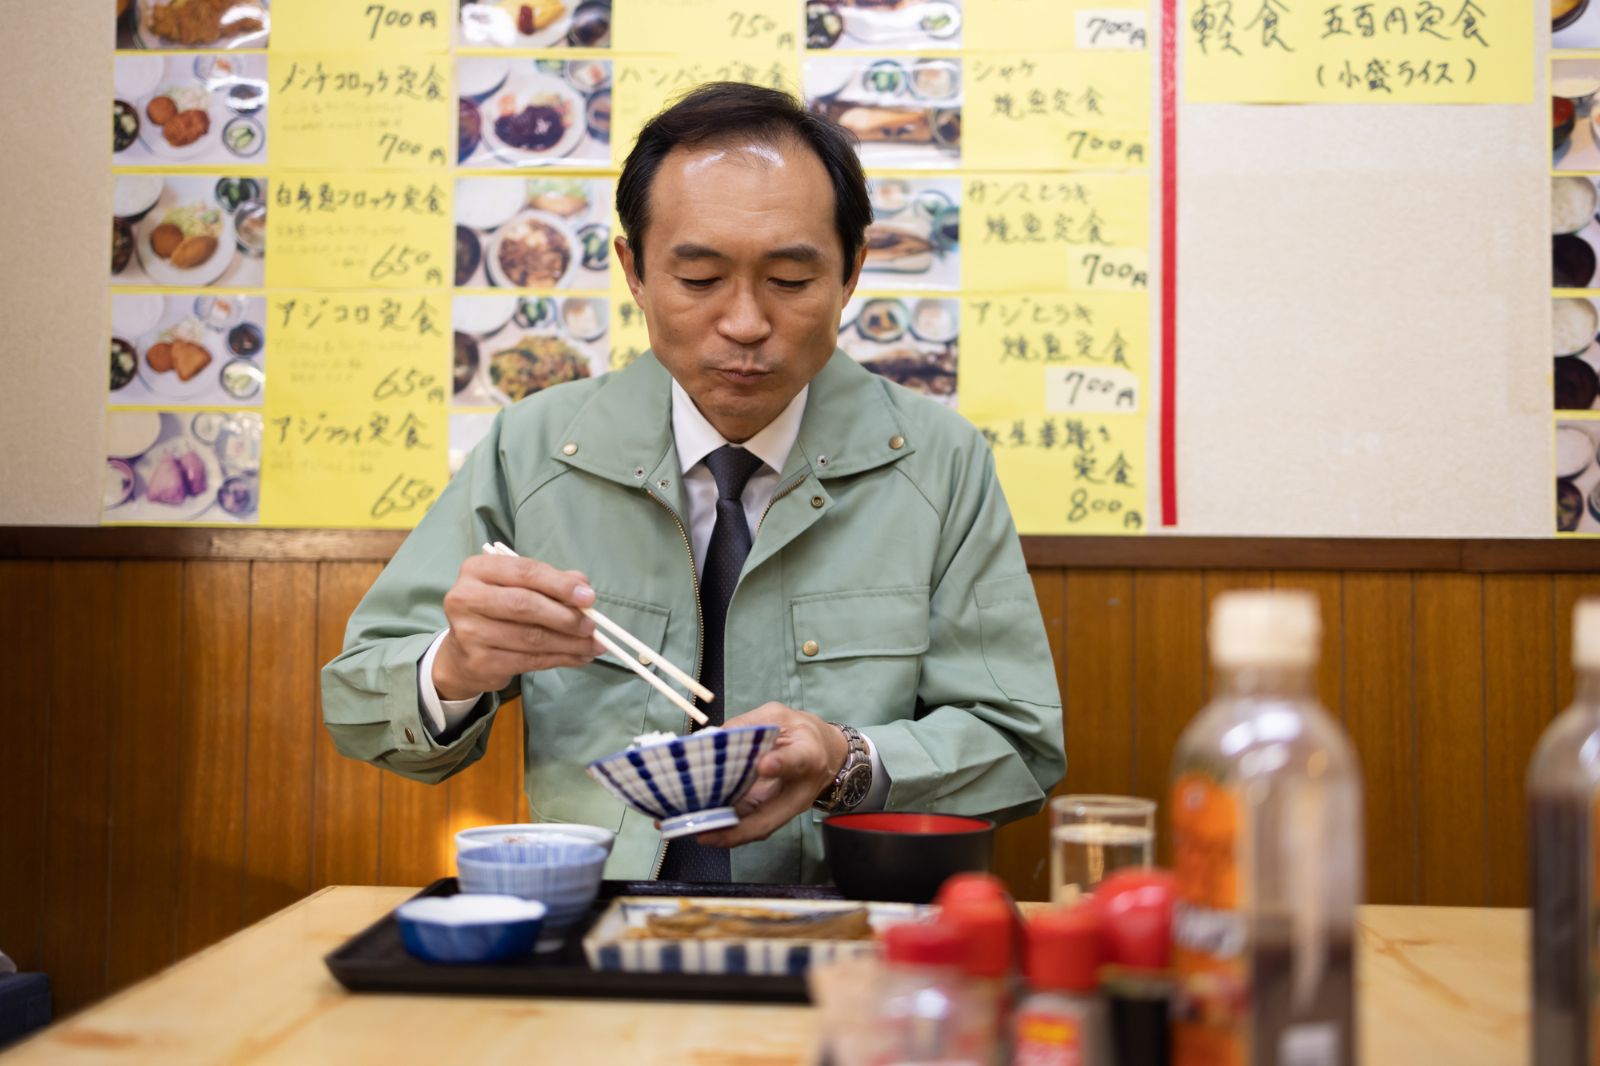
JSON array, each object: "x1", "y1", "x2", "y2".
[
  {"x1": 756, "y1": 471, "x2": 810, "y2": 535},
  {"x1": 644, "y1": 487, "x2": 702, "y2": 882}
]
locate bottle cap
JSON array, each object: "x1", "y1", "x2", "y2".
[
  {"x1": 884, "y1": 920, "x2": 967, "y2": 968},
  {"x1": 1209, "y1": 590, "x2": 1320, "y2": 668},
  {"x1": 935, "y1": 872, "x2": 1011, "y2": 908},
  {"x1": 1577, "y1": 598, "x2": 1600, "y2": 671},
  {"x1": 1026, "y1": 904, "x2": 1102, "y2": 992},
  {"x1": 943, "y1": 899, "x2": 1015, "y2": 978}
]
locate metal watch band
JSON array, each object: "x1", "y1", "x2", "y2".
[{"x1": 815, "y1": 723, "x2": 870, "y2": 812}]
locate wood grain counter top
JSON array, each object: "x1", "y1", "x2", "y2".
[{"x1": 3, "y1": 889, "x2": 1528, "y2": 1065}]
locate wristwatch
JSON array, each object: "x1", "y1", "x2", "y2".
[{"x1": 814, "y1": 723, "x2": 872, "y2": 813}]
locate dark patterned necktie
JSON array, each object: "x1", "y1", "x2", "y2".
[{"x1": 658, "y1": 445, "x2": 765, "y2": 884}]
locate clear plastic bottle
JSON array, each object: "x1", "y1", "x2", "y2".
[
  {"x1": 871, "y1": 921, "x2": 991, "y2": 1066},
  {"x1": 1169, "y1": 590, "x2": 1363, "y2": 1066},
  {"x1": 1529, "y1": 598, "x2": 1600, "y2": 1066}
]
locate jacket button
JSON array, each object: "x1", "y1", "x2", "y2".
[
  {"x1": 802, "y1": 640, "x2": 819, "y2": 657},
  {"x1": 562, "y1": 443, "x2": 578, "y2": 456},
  {"x1": 811, "y1": 495, "x2": 824, "y2": 509},
  {"x1": 404, "y1": 727, "x2": 416, "y2": 743},
  {"x1": 888, "y1": 435, "x2": 905, "y2": 450}
]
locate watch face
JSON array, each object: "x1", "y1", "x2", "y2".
[{"x1": 840, "y1": 764, "x2": 872, "y2": 809}]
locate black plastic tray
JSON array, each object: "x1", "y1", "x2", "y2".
[{"x1": 325, "y1": 878, "x2": 846, "y2": 1003}]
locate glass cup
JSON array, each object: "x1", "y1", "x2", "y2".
[{"x1": 1049, "y1": 794, "x2": 1156, "y2": 904}]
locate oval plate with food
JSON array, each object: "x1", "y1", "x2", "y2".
[
  {"x1": 485, "y1": 209, "x2": 578, "y2": 289},
  {"x1": 132, "y1": 435, "x2": 224, "y2": 522},
  {"x1": 135, "y1": 319, "x2": 223, "y2": 401},
  {"x1": 136, "y1": 83, "x2": 223, "y2": 162},
  {"x1": 133, "y1": 195, "x2": 236, "y2": 287},
  {"x1": 480, "y1": 73, "x2": 587, "y2": 165}
]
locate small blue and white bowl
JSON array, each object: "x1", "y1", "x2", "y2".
[
  {"x1": 396, "y1": 894, "x2": 547, "y2": 964},
  {"x1": 585, "y1": 725, "x2": 779, "y2": 840},
  {"x1": 454, "y1": 822, "x2": 616, "y2": 861},
  {"x1": 456, "y1": 840, "x2": 608, "y2": 933}
]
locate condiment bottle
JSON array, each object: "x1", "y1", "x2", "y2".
[
  {"x1": 1170, "y1": 590, "x2": 1362, "y2": 1066},
  {"x1": 946, "y1": 897, "x2": 1019, "y2": 1063},
  {"x1": 1094, "y1": 868, "x2": 1175, "y2": 1066},
  {"x1": 1530, "y1": 597, "x2": 1600, "y2": 1066},
  {"x1": 1012, "y1": 903, "x2": 1108, "y2": 1066},
  {"x1": 872, "y1": 921, "x2": 990, "y2": 1066}
]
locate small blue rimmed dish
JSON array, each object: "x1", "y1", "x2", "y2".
[
  {"x1": 395, "y1": 894, "x2": 547, "y2": 964},
  {"x1": 456, "y1": 840, "x2": 608, "y2": 940}
]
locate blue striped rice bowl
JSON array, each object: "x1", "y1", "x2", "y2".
[
  {"x1": 585, "y1": 725, "x2": 779, "y2": 840},
  {"x1": 455, "y1": 840, "x2": 608, "y2": 930}
]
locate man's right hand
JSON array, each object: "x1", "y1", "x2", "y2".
[{"x1": 432, "y1": 554, "x2": 605, "y2": 701}]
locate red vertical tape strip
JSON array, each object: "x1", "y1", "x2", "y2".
[{"x1": 1160, "y1": 0, "x2": 1179, "y2": 526}]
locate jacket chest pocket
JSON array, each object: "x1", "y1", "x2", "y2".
[{"x1": 789, "y1": 586, "x2": 930, "y2": 724}]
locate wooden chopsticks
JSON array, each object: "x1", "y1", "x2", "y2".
[{"x1": 482, "y1": 542, "x2": 712, "y2": 727}]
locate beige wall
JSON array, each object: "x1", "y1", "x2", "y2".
[{"x1": 0, "y1": 6, "x2": 1550, "y2": 534}]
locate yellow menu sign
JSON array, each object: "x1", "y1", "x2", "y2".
[
  {"x1": 1185, "y1": 0, "x2": 1532, "y2": 102},
  {"x1": 612, "y1": 0, "x2": 800, "y2": 53},
  {"x1": 962, "y1": 173, "x2": 1150, "y2": 293},
  {"x1": 269, "y1": 55, "x2": 453, "y2": 171},
  {"x1": 959, "y1": 292, "x2": 1150, "y2": 534},
  {"x1": 271, "y1": 0, "x2": 451, "y2": 52},
  {"x1": 260, "y1": 293, "x2": 449, "y2": 527},
  {"x1": 963, "y1": 52, "x2": 1152, "y2": 171},
  {"x1": 265, "y1": 174, "x2": 453, "y2": 290}
]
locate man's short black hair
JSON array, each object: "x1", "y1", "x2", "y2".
[{"x1": 616, "y1": 81, "x2": 872, "y2": 284}]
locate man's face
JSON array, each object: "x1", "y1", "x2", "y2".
[{"x1": 615, "y1": 138, "x2": 864, "y2": 443}]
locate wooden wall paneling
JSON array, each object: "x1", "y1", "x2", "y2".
[
  {"x1": 243, "y1": 562, "x2": 318, "y2": 925},
  {"x1": 1483, "y1": 574, "x2": 1556, "y2": 907},
  {"x1": 1200, "y1": 571, "x2": 1274, "y2": 698},
  {"x1": 174, "y1": 562, "x2": 252, "y2": 957},
  {"x1": 0, "y1": 562, "x2": 52, "y2": 973},
  {"x1": 313, "y1": 562, "x2": 385, "y2": 887},
  {"x1": 1131, "y1": 571, "x2": 1205, "y2": 863},
  {"x1": 105, "y1": 562, "x2": 184, "y2": 990},
  {"x1": 1554, "y1": 574, "x2": 1600, "y2": 709},
  {"x1": 378, "y1": 773, "x2": 454, "y2": 888},
  {"x1": 1411, "y1": 573, "x2": 1486, "y2": 907},
  {"x1": 1061, "y1": 570, "x2": 1137, "y2": 799},
  {"x1": 40, "y1": 562, "x2": 117, "y2": 1014},
  {"x1": 991, "y1": 570, "x2": 1066, "y2": 901},
  {"x1": 1268, "y1": 572, "x2": 1345, "y2": 720},
  {"x1": 1341, "y1": 573, "x2": 1417, "y2": 905}
]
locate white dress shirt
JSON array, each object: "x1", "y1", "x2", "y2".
[{"x1": 418, "y1": 379, "x2": 889, "y2": 809}]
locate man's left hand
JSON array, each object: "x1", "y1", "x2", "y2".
[{"x1": 692, "y1": 702, "x2": 847, "y2": 848}]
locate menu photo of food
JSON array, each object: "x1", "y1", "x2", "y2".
[
  {"x1": 804, "y1": 56, "x2": 961, "y2": 168},
  {"x1": 1557, "y1": 420, "x2": 1600, "y2": 533},
  {"x1": 453, "y1": 294, "x2": 608, "y2": 407},
  {"x1": 458, "y1": 58, "x2": 611, "y2": 168},
  {"x1": 458, "y1": 0, "x2": 612, "y2": 47},
  {"x1": 838, "y1": 296, "x2": 958, "y2": 406},
  {"x1": 114, "y1": 54, "x2": 268, "y2": 166},
  {"x1": 1553, "y1": 60, "x2": 1600, "y2": 170},
  {"x1": 103, "y1": 410, "x2": 262, "y2": 524},
  {"x1": 455, "y1": 176, "x2": 611, "y2": 290},
  {"x1": 1556, "y1": 298, "x2": 1600, "y2": 413},
  {"x1": 110, "y1": 294, "x2": 266, "y2": 407},
  {"x1": 1557, "y1": 0, "x2": 1600, "y2": 50},
  {"x1": 806, "y1": 0, "x2": 962, "y2": 49},
  {"x1": 113, "y1": 175, "x2": 267, "y2": 288},
  {"x1": 116, "y1": 0, "x2": 270, "y2": 50},
  {"x1": 862, "y1": 178, "x2": 959, "y2": 289},
  {"x1": 449, "y1": 412, "x2": 498, "y2": 476},
  {"x1": 1554, "y1": 176, "x2": 1600, "y2": 294}
]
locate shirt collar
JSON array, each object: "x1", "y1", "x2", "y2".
[{"x1": 670, "y1": 378, "x2": 808, "y2": 477}]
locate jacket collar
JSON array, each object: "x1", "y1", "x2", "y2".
[{"x1": 553, "y1": 350, "x2": 914, "y2": 488}]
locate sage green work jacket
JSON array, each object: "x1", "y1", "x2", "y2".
[{"x1": 320, "y1": 350, "x2": 1065, "y2": 882}]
